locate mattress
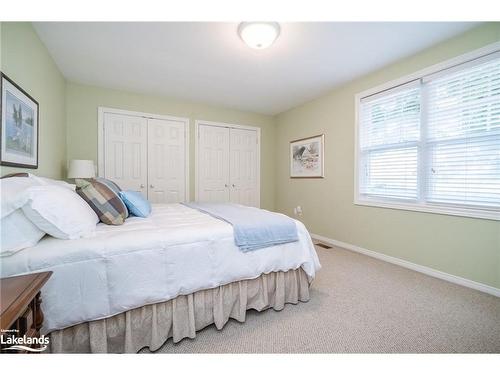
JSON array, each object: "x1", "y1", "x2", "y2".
[{"x1": 0, "y1": 203, "x2": 321, "y2": 333}]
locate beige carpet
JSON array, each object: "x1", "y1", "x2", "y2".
[{"x1": 141, "y1": 245, "x2": 500, "y2": 353}]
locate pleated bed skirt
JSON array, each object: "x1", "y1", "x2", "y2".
[{"x1": 48, "y1": 268, "x2": 310, "y2": 353}]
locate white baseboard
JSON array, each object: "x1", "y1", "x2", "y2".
[{"x1": 310, "y1": 233, "x2": 500, "y2": 298}]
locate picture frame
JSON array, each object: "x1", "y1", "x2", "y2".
[
  {"x1": 290, "y1": 134, "x2": 324, "y2": 178},
  {"x1": 1, "y1": 72, "x2": 39, "y2": 169}
]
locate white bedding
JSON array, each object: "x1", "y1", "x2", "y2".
[{"x1": 0, "y1": 204, "x2": 321, "y2": 333}]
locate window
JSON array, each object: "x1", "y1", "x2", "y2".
[{"x1": 356, "y1": 47, "x2": 500, "y2": 220}]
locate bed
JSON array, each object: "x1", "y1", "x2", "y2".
[{"x1": 1, "y1": 200, "x2": 321, "y2": 353}]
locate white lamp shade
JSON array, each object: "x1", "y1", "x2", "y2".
[{"x1": 67, "y1": 160, "x2": 95, "y2": 179}]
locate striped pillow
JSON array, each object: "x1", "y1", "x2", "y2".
[{"x1": 75, "y1": 178, "x2": 128, "y2": 225}]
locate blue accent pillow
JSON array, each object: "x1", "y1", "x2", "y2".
[{"x1": 119, "y1": 190, "x2": 151, "y2": 218}]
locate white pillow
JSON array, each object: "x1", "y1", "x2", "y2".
[
  {"x1": 0, "y1": 209, "x2": 46, "y2": 257},
  {"x1": 1, "y1": 176, "x2": 41, "y2": 218},
  {"x1": 13, "y1": 185, "x2": 99, "y2": 240},
  {"x1": 29, "y1": 174, "x2": 76, "y2": 191}
]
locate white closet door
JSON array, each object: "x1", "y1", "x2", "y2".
[
  {"x1": 103, "y1": 113, "x2": 148, "y2": 194},
  {"x1": 147, "y1": 118, "x2": 186, "y2": 203},
  {"x1": 197, "y1": 125, "x2": 230, "y2": 202},
  {"x1": 229, "y1": 128, "x2": 259, "y2": 207}
]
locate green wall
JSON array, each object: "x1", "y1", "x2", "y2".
[
  {"x1": 0, "y1": 22, "x2": 66, "y2": 178},
  {"x1": 65, "y1": 82, "x2": 276, "y2": 210},
  {"x1": 274, "y1": 23, "x2": 500, "y2": 289}
]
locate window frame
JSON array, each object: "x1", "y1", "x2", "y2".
[{"x1": 354, "y1": 42, "x2": 500, "y2": 221}]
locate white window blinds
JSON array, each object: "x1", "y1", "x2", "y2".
[
  {"x1": 357, "y1": 50, "x2": 500, "y2": 219},
  {"x1": 359, "y1": 83, "x2": 420, "y2": 201},
  {"x1": 425, "y1": 56, "x2": 500, "y2": 209}
]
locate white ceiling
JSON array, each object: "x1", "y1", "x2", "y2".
[{"x1": 33, "y1": 22, "x2": 479, "y2": 115}]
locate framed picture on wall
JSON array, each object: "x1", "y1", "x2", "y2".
[
  {"x1": 0, "y1": 72, "x2": 39, "y2": 168},
  {"x1": 290, "y1": 134, "x2": 324, "y2": 178}
]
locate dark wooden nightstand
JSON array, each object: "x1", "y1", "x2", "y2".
[{"x1": 0, "y1": 272, "x2": 52, "y2": 353}]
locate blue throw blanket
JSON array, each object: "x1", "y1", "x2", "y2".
[{"x1": 183, "y1": 202, "x2": 299, "y2": 252}]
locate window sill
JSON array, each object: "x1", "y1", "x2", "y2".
[{"x1": 354, "y1": 197, "x2": 500, "y2": 221}]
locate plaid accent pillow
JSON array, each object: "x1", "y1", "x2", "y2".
[
  {"x1": 75, "y1": 178, "x2": 128, "y2": 225},
  {"x1": 95, "y1": 177, "x2": 122, "y2": 196}
]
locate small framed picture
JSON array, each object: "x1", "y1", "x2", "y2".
[
  {"x1": 1, "y1": 72, "x2": 39, "y2": 168},
  {"x1": 290, "y1": 134, "x2": 324, "y2": 178}
]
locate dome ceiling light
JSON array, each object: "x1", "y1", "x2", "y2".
[{"x1": 238, "y1": 22, "x2": 280, "y2": 49}]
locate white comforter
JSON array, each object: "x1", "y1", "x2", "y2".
[{"x1": 0, "y1": 204, "x2": 320, "y2": 333}]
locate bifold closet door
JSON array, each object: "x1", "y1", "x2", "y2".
[
  {"x1": 197, "y1": 124, "x2": 259, "y2": 207},
  {"x1": 229, "y1": 128, "x2": 258, "y2": 207},
  {"x1": 103, "y1": 113, "x2": 148, "y2": 194},
  {"x1": 147, "y1": 118, "x2": 186, "y2": 203},
  {"x1": 197, "y1": 125, "x2": 230, "y2": 203}
]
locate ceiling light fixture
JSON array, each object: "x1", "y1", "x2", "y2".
[{"x1": 238, "y1": 22, "x2": 280, "y2": 49}]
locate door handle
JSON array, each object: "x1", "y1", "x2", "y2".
[
  {"x1": 150, "y1": 184, "x2": 155, "y2": 189},
  {"x1": 140, "y1": 184, "x2": 145, "y2": 188},
  {"x1": 232, "y1": 184, "x2": 236, "y2": 188},
  {"x1": 224, "y1": 184, "x2": 228, "y2": 188}
]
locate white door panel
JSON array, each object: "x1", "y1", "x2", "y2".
[
  {"x1": 196, "y1": 123, "x2": 259, "y2": 207},
  {"x1": 103, "y1": 113, "x2": 147, "y2": 194},
  {"x1": 229, "y1": 128, "x2": 258, "y2": 207},
  {"x1": 147, "y1": 118, "x2": 186, "y2": 203},
  {"x1": 197, "y1": 125, "x2": 230, "y2": 202}
]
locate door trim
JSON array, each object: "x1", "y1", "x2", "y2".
[
  {"x1": 97, "y1": 107, "x2": 190, "y2": 201},
  {"x1": 194, "y1": 119, "x2": 261, "y2": 207}
]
